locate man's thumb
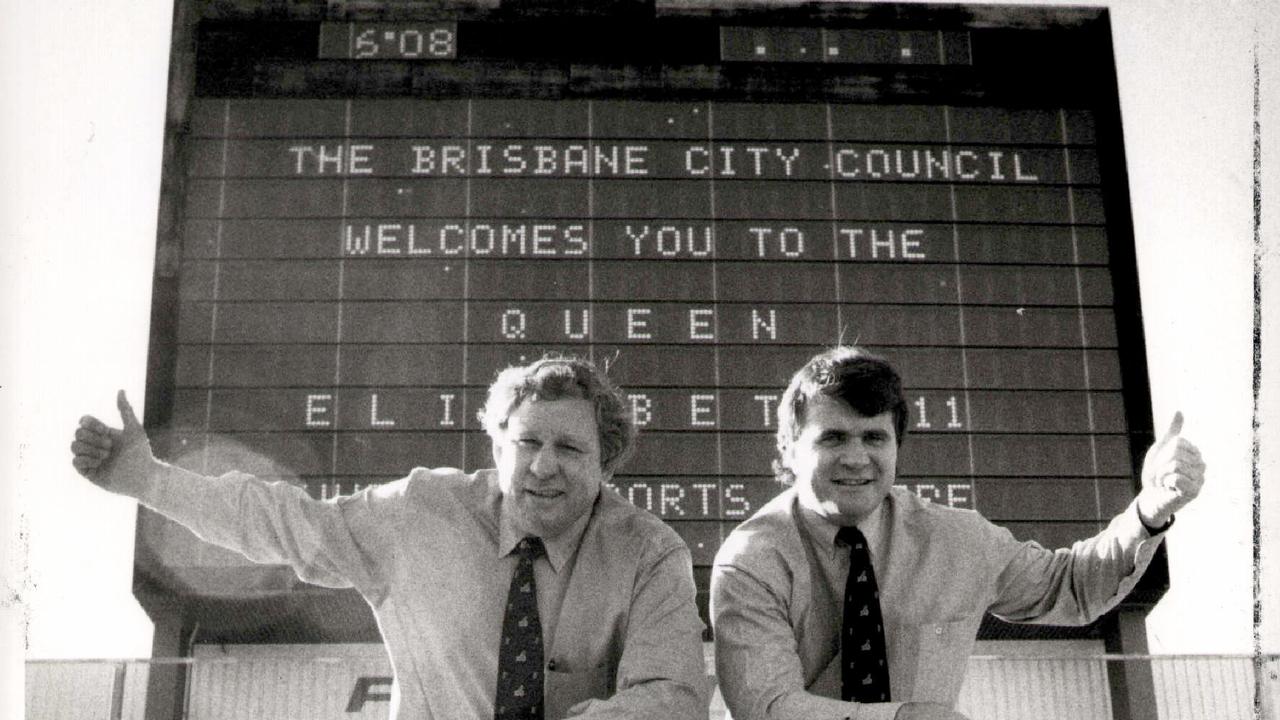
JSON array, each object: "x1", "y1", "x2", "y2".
[
  {"x1": 118, "y1": 390, "x2": 143, "y2": 431},
  {"x1": 1156, "y1": 410, "x2": 1184, "y2": 449}
]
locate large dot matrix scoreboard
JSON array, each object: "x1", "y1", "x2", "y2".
[{"x1": 143, "y1": 2, "x2": 1157, "y2": 635}]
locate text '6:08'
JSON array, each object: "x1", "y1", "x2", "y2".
[{"x1": 345, "y1": 24, "x2": 457, "y2": 60}]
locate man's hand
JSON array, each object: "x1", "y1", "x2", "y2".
[
  {"x1": 1136, "y1": 411, "x2": 1206, "y2": 529},
  {"x1": 894, "y1": 702, "x2": 970, "y2": 719},
  {"x1": 70, "y1": 390, "x2": 161, "y2": 496}
]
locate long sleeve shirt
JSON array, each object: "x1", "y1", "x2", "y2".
[
  {"x1": 129, "y1": 464, "x2": 708, "y2": 720},
  {"x1": 711, "y1": 486, "x2": 1165, "y2": 720}
]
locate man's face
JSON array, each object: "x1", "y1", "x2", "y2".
[
  {"x1": 493, "y1": 397, "x2": 605, "y2": 540},
  {"x1": 785, "y1": 394, "x2": 898, "y2": 526}
]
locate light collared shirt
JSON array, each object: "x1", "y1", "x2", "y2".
[
  {"x1": 496, "y1": 498, "x2": 593, "y2": 655},
  {"x1": 134, "y1": 464, "x2": 708, "y2": 720},
  {"x1": 711, "y1": 486, "x2": 1165, "y2": 720}
]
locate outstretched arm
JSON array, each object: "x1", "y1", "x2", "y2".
[
  {"x1": 991, "y1": 411, "x2": 1207, "y2": 624},
  {"x1": 70, "y1": 391, "x2": 394, "y2": 596}
]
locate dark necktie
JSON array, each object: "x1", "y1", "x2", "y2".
[
  {"x1": 495, "y1": 537, "x2": 545, "y2": 720},
  {"x1": 836, "y1": 526, "x2": 891, "y2": 703}
]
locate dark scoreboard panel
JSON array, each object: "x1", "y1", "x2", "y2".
[{"x1": 139, "y1": 2, "x2": 1157, "y2": 638}]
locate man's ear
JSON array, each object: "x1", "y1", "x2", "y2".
[
  {"x1": 779, "y1": 440, "x2": 795, "y2": 471},
  {"x1": 490, "y1": 430, "x2": 504, "y2": 467}
]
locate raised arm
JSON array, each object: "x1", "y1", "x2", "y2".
[
  {"x1": 70, "y1": 390, "x2": 394, "y2": 597},
  {"x1": 990, "y1": 412, "x2": 1206, "y2": 624}
]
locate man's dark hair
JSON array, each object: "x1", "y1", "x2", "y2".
[{"x1": 774, "y1": 346, "x2": 908, "y2": 484}]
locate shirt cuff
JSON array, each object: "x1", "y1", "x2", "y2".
[
  {"x1": 1114, "y1": 498, "x2": 1170, "y2": 544},
  {"x1": 1139, "y1": 513, "x2": 1175, "y2": 536}
]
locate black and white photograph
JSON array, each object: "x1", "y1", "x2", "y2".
[{"x1": 3, "y1": 0, "x2": 1277, "y2": 718}]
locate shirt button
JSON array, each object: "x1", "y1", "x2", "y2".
[{"x1": 935, "y1": 626, "x2": 944, "y2": 635}]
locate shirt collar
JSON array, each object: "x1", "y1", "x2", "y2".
[
  {"x1": 795, "y1": 492, "x2": 891, "y2": 562},
  {"x1": 496, "y1": 487, "x2": 595, "y2": 574}
]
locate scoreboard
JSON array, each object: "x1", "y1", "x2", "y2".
[{"x1": 138, "y1": 1, "x2": 1160, "y2": 641}]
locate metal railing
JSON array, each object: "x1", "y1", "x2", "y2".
[{"x1": 25, "y1": 654, "x2": 1280, "y2": 720}]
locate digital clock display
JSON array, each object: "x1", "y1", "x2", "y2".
[{"x1": 318, "y1": 22, "x2": 457, "y2": 60}]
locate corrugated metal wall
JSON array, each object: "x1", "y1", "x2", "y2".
[
  {"x1": 1150, "y1": 656, "x2": 1258, "y2": 720},
  {"x1": 185, "y1": 659, "x2": 391, "y2": 720},
  {"x1": 186, "y1": 645, "x2": 391, "y2": 720},
  {"x1": 26, "y1": 662, "x2": 117, "y2": 720},
  {"x1": 122, "y1": 665, "x2": 151, "y2": 720},
  {"x1": 26, "y1": 650, "x2": 1274, "y2": 720},
  {"x1": 25, "y1": 661, "x2": 148, "y2": 720},
  {"x1": 955, "y1": 654, "x2": 1263, "y2": 720},
  {"x1": 957, "y1": 656, "x2": 1114, "y2": 719}
]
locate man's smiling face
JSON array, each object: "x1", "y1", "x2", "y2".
[
  {"x1": 785, "y1": 394, "x2": 898, "y2": 526},
  {"x1": 493, "y1": 397, "x2": 604, "y2": 539}
]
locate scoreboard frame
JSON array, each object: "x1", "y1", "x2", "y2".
[{"x1": 138, "y1": 0, "x2": 1163, "y2": 656}]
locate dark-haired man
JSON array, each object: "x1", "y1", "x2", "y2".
[
  {"x1": 711, "y1": 347, "x2": 1206, "y2": 720},
  {"x1": 71, "y1": 357, "x2": 708, "y2": 720}
]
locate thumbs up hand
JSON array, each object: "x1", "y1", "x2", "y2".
[
  {"x1": 70, "y1": 390, "x2": 161, "y2": 496},
  {"x1": 1136, "y1": 411, "x2": 1207, "y2": 529}
]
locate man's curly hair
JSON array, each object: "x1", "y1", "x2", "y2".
[{"x1": 479, "y1": 355, "x2": 636, "y2": 474}]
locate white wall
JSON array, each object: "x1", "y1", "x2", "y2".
[
  {"x1": 2, "y1": 13, "x2": 1274, "y2": 720},
  {"x1": 1101, "y1": 0, "x2": 1272, "y2": 655}
]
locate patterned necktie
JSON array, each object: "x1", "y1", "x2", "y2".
[
  {"x1": 836, "y1": 526, "x2": 891, "y2": 703},
  {"x1": 496, "y1": 537, "x2": 545, "y2": 720}
]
